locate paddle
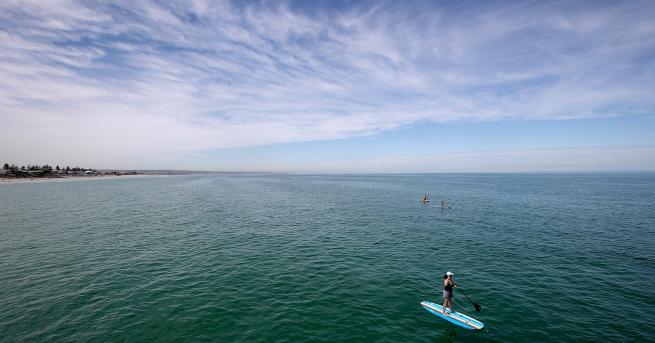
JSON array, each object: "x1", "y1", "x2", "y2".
[{"x1": 457, "y1": 287, "x2": 482, "y2": 312}]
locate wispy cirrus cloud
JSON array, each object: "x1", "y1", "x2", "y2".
[{"x1": 0, "y1": 0, "x2": 654, "y2": 167}]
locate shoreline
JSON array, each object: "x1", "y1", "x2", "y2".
[{"x1": 0, "y1": 174, "x2": 157, "y2": 185}]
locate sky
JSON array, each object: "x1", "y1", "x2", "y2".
[{"x1": 1, "y1": 0, "x2": 654, "y2": 172}]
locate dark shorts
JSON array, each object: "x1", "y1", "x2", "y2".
[{"x1": 443, "y1": 290, "x2": 452, "y2": 299}]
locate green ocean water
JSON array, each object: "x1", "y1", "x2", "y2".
[{"x1": 0, "y1": 173, "x2": 654, "y2": 342}]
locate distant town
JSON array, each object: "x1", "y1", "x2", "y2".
[{"x1": 1, "y1": 163, "x2": 140, "y2": 179}]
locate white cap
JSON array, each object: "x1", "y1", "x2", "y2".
[{"x1": 446, "y1": 271, "x2": 454, "y2": 276}]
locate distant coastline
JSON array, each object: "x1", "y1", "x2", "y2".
[
  {"x1": 1, "y1": 163, "x2": 193, "y2": 184},
  {"x1": 0, "y1": 174, "x2": 155, "y2": 184}
]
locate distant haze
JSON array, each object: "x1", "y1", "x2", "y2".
[{"x1": 1, "y1": 1, "x2": 654, "y2": 172}]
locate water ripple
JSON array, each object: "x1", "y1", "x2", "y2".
[{"x1": 1, "y1": 174, "x2": 654, "y2": 341}]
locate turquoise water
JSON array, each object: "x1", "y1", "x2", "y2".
[{"x1": 1, "y1": 174, "x2": 653, "y2": 342}]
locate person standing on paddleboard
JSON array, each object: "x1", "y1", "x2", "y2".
[{"x1": 442, "y1": 271, "x2": 458, "y2": 314}]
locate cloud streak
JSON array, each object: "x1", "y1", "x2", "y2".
[{"x1": 0, "y1": 0, "x2": 654, "y2": 168}]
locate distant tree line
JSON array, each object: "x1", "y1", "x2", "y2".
[{"x1": 2, "y1": 163, "x2": 96, "y2": 177}]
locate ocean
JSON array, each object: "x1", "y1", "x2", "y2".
[{"x1": 1, "y1": 173, "x2": 653, "y2": 342}]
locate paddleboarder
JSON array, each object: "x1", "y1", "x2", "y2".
[{"x1": 442, "y1": 271, "x2": 458, "y2": 315}]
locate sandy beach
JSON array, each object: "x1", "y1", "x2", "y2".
[{"x1": 0, "y1": 174, "x2": 154, "y2": 185}]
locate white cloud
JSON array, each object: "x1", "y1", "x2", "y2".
[{"x1": 0, "y1": 0, "x2": 654, "y2": 169}]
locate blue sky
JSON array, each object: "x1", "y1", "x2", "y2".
[{"x1": 1, "y1": 0, "x2": 654, "y2": 172}]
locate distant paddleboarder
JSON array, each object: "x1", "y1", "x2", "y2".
[
  {"x1": 442, "y1": 271, "x2": 458, "y2": 314},
  {"x1": 440, "y1": 200, "x2": 447, "y2": 209}
]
